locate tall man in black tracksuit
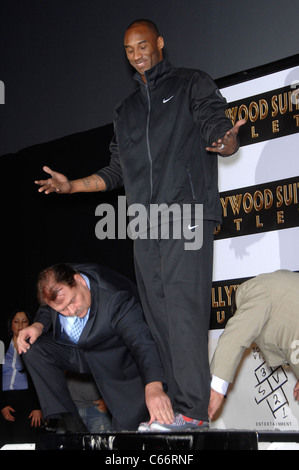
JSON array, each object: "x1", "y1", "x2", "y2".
[{"x1": 35, "y1": 19, "x2": 245, "y2": 431}]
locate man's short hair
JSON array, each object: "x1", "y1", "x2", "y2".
[
  {"x1": 126, "y1": 19, "x2": 161, "y2": 37},
  {"x1": 37, "y1": 263, "x2": 78, "y2": 305}
]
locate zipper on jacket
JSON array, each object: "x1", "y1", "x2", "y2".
[
  {"x1": 186, "y1": 165, "x2": 196, "y2": 200},
  {"x1": 145, "y1": 83, "x2": 153, "y2": 209}
]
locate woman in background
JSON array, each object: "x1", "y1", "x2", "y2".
[{"x1": 0, "y1": 309, "x2": 43, "y2": 446}]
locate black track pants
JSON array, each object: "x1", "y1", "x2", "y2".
[{"x1": 134, "y1": 220, "x2": 214, "y2": 421}]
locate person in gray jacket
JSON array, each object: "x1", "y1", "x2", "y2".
[
  {"x1": 209, "y1": 270, "x2": 299, "y2": 420},
  {"x1": 35, "y1": 19, "x2": 244, "y2": 431}
]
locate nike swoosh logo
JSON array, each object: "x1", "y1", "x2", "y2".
[
  {"x1": 163, "y1": 95, "x2": 174, "y2": 103},
  {"x1": 188, "y1": 224, "x2": 199, "y2": 230}
]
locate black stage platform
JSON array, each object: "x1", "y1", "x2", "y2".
[{"x1": 33, "y1": 430, "x2": 299, "y2": 451}]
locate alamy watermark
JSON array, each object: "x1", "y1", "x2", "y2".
[
  {"x1": 0, "y1": 340, "x2": 5, "y2": 364},
  {"x1": 290, "y1": 340, "x2": 299, "y2": 366},
  {"x1": 291, "y1": 80, "x2": 299, "y2": 105},
  {"x1": 0, "y1": 80, "x2": 5, "y2": 104},
  {"x1": 2, "y1": 339, "x2": 299, "y2": 365},
  {"x1": 95, "y1": 196, "x2": 203, "y2": 250}
]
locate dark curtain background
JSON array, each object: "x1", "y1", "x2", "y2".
[{"x1": 1, "y1": 124, "x2": 135, "y2": 334}]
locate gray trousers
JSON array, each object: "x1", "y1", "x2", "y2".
[{"x1": 134, "y1": 220, "x2": 214, "y2": 421}]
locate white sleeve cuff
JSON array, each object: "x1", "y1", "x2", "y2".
[{"x1": 211, "y1": 375, "x2": 229, "y2": 395}]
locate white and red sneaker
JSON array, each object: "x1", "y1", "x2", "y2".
[{"x1": 148, "y1": 413, "x2": 209, "y2": 432}]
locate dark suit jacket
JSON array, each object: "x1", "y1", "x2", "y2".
[{"x1": 35, "y1": 263, "x2": 165, "y2": 429}]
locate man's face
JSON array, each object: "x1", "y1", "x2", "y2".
[
  {"x1": 48, "y1": 274, "x2": 91, "y2": 318},
  {"x1": 124, "y1": 24, "x2": 164, "y2": 82}
]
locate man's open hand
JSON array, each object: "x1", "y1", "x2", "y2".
[
  {"x1": 206, "y1": 119, "x2": 246, "y2": 156},
  {"x1": 145, "y1": 381, "x2": 174, "y2": 425},
  {"x1": 35, "y1": 166, "x2": 71, "y2": 194},
  {"x1": 208, "y1": 388, "x2": 225, "y2": 420}
]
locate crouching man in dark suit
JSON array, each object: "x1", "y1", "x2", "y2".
[{"x1": 17, "y1": 263, "x2": 174, "y2": 432}]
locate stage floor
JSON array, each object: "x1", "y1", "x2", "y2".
[{"x1": 2, "y1": 429, "x2": 299, "y2": 451}]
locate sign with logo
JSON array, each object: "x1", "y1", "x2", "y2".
[{"x1": 209, "y1": 58, "x2": 299, "y2": 431}]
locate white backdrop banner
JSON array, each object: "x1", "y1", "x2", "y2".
[{"x1": 209, "y1": 58, "x2": 299, "y2": 431}]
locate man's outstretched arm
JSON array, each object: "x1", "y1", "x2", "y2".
[{"x1": 35, "y1": 166, "x2": 107, "y2": 194}]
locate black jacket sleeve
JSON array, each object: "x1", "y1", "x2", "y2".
[{"x1": 95, "y1": 122, "x2": 124, "y2": 191}]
